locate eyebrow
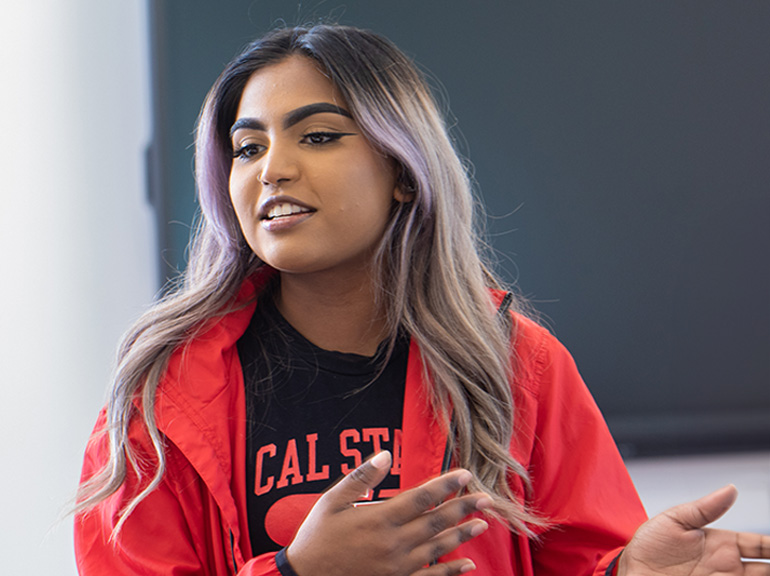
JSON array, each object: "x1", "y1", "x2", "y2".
[{"x1": 229, "y1": 102, "x2": 352, "y2": 138}]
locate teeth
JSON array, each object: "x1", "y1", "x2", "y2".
[{"x1": 266, "y1": 203, "x2": 308, "y2": 219}]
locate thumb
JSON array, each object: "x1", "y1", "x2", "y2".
[
  {"x1": 669, "y1": 484, "x2": 738, "y2": 530},
  {"x1": 324, "y1": 451, "x2": 392, "y2": 510}
]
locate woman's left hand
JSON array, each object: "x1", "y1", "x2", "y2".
[{"x1": 619, "y1": 484, "x2": 770, "y2": 575}]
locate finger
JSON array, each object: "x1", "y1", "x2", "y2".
[
  {"x1": 665, "y1": 484, "x2": 738, "y2": 530},
  {"x1": 737, "y1": 530, "x2": 770, "y2": 559},
  {"x1": 411, "y1": 518, "x2": 489, "y2": 567},
  {"x1": 744, "y1": 562, "x2": 770, "y2": 576},
  {"x1": 324, "y1": 451, "x2": 392, "y2": 510},
  {"x1": 411, "y1": 558, "x2": 477, "y2": 576},
  {"x1": 407, "y1": 493, "x2": 492, "y2": 542},
  {"x1": 389, "y1": 469, "x2": 474, "y2": 524}
]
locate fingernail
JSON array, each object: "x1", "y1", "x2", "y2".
[
  {"x1": 370, "y1": 451, "x2": 391, "y2": 469},
  {"x1": 470, "y1": 520, "x2": 488, "y2": 537},
  {"x1": 475, "y1": 495, "x2": 493, "y2": 510},
  {"x1": 456, "y1": 470, "x2": 472, "y2": 486},
  {"x1": 461, "y1": 561, "x2": 476, "y2": 573}
]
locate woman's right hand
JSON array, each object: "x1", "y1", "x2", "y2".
[{"x1": 285, "y1": 451, "x2": 491, "y2": 576}]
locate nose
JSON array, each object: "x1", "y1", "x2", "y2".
[{"x1": 259, "y1": 142, "x2": 299, "y2": 187}]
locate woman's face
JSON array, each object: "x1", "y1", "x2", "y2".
[{"x1": 229, "y1": 56, "x2": 401, "y2": 279}]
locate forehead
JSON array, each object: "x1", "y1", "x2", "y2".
[{"x1": 236, "y1": 55, "x2": 347, "y2": 118}]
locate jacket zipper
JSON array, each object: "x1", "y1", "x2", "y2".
[
  {"x1": 230, "y1": 530, "x2": 238, "y2": 574},
  {"x1": 430, "y1": 292, "x2": 514, "y2": 566}
]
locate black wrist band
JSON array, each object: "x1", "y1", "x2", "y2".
[{"x1": 275, "y1": 548, "x2": 301, "y2": 576}]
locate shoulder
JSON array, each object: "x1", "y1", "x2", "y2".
[
  {"x1": 158, "y1": 271, "x2": 269, "y2": 399},
  {"x1": 486, "y1": 288, "x2": 587, "y2": 400},
  {"x1": 508, "y1": 311, "x2": 592, "y2": 411},
  {"x1": 510, "y1": 313, "x2": 561, "y2": 381}
]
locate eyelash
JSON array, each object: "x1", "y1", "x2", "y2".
[
  {"x1": 232, "y1": 143, "x2": 264, "y2": 160},
  {"x1": 232, "y1": 131, "x2": 353, "y2": 160},
  {"x1": 301, "y1": 131, "x2": 352, "y2": 145}
]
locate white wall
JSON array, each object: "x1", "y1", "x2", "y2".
[
  {"x1": 628, "y1": 452, "x2": 770, "y2": 533},
  {"x1": 0, "y1": 1, "x2": 154, "y2": 573}
]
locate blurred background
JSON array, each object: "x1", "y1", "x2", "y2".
[{"x1": 1, "y1": 1, "x2": 767, "y2": 573}]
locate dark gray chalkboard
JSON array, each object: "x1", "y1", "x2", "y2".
[{"x1": 146, "y1": 0, "x2": 770, "y2": 457}]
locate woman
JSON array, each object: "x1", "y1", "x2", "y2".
[{"x1": 74, "y1": 25, "x2": 769, "y2": 576}]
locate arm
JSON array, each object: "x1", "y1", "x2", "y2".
[
  {"x1": 74, "y1": 411, "x2": 283, "y2": 576},
  {"x1": 75, "y1": 414, "x2": 486, "y2": 576},
  {"x1": 513, "y1": 321, "x2": 647, "y2": 575},
  {"x1": 75, "y1": 477, "x2": 286, "y2": 576},
  {"x1": 516, "y1": 321, "x2": 770, "y2": 576}
]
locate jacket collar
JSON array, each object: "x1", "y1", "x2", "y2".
[
  {"x1": 149, "y1": 270, "x2": 479, "y2": 562},
  {"x1": 152, "y1": 269, "x2": 273, "y2": 562}
]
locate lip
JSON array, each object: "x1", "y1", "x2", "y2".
[{"x1": 258, "y1": 195, "x2": 316, "y2": 231}]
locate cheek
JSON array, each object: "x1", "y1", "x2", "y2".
[
  {"x1": 228, "y1": 173, "x2": 253, "y2": 224},
  {"x1": 344, "y1": 157, "x2": 398, "y2": 210}
]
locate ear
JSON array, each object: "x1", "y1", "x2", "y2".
[
  {"x1": 393, "y1": 168, "x2": 416, "y2": 203},
  {"x1": 393, "y1": 185, "x2": 414, "y2": 203}
]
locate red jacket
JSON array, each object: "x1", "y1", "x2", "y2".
[{"x1": 75, "y1": 275, "x2": 647, "y2": 575}]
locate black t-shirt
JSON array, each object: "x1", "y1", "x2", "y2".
[{"x1": 237, "y1": 297, "x2": 407, "y2": 555}]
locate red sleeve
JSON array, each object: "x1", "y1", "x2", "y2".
[
  {"x1": 238, "y1": 555, "x2": 282, "y2": 576},
  {"x1": 74, "y1": 411, "x2": 282, "y2": 576},
  {"x1": 513, "y1": 319, "x2": 647, "y2": 575}
]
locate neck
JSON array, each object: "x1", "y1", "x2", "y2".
[{"x1": 274, "y1": 268, "x2": 388, "y2": 356}]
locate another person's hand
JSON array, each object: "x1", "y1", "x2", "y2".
[
  {"x1": 286, "y1": 451, "x2": 491, "y2": 576},
  {"x1": 620, "y1": 484, "x2": 770, "y2": 575}
]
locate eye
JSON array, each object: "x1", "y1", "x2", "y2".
[
  {"x1": 232, "y1": 143, "x2": 265, "y2": 160},
  {"x1": 301, "y1": 131, "x2": 354, "y2": 145}
]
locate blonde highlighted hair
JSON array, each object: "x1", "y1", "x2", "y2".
[{"x1": 75, "y1": 24, "x2": 542, "y2": 537}]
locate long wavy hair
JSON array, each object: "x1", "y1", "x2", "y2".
[{"x1": 76, "y1": 24, "x2": 542, "y2": 537}]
